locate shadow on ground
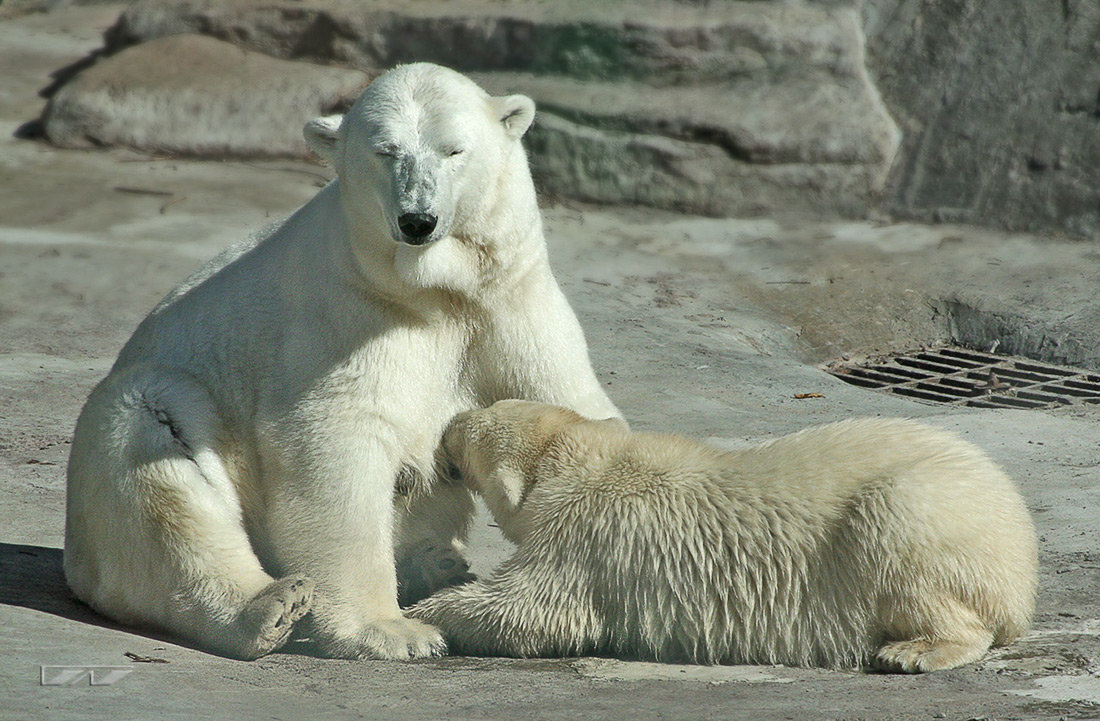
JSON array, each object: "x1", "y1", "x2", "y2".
[{"x1": 1, "y1": 542, "x2": 115, "y2": 628}]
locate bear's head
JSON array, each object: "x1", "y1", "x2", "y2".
[
  {"x1": 442, "y1": 400, "x2": 625, "y2": 544},
  {"x1": 304, "y1": 63, "x2": 536, "y2": 252}
]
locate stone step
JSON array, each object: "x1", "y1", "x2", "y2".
[
  {"x1": 473, "y1": 71, "x2": 898, "y2": 216},
  {"x1": 473, "y1": 72, "x2": 898, "y2": 166},
  {"x1": 104, "y1": 0, "x2": 864, "y2": 86}
]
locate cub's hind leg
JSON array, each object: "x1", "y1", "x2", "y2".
[{"x1": 64, "y1": 367, "x2": 312, "y2": 659}]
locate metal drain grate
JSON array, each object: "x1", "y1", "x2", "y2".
[{"x1": 826, "y1": 347, "x2": 1100, "y2": 410}]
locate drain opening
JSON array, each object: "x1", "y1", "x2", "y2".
[{"x1": 826, "y1": 347, "x2": 1100, "y2": 410}]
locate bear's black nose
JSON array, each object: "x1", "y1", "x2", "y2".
[{"x1": 398, "y1": 213, "x2": 438, "y2": 244}]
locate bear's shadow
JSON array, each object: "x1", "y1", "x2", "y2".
[
  {"x1": 0, "y1": 542, "x2": 331, "y2": 658},
  {"x1": 0, "y1": 542, "x2": 108, "y2": 625},
  {"x1": 0, "y1": 542, "x2": 204, "y2": 652}
]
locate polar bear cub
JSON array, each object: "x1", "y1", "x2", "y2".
[
  {"x1": 410, "y1": 401, "x2": 1038, "y2": 671},
  {"x1": 64, "y1": 65, "x2": 621, "y2": 660}
]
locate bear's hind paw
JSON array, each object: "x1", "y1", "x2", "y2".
[
  {"x1": 873, "y1": 634, "x2": 991, "y2": 673},
  {"x1": 231, "y1": 575, "x2": 315, "y2": 660}
]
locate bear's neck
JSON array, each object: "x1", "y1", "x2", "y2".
[{"x1": 456, "y1": 152, "x2": 547, "y2": 279}]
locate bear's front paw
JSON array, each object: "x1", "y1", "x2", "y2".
[
  {"x1": 358, "y1": 617, "x2": 447, "y2": 660},
  {"x1": 308, "y1": 615, "x2": 447, "y2": 660}
]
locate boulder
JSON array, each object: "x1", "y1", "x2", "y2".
[{"x1": 41, "y1": 33, "x2": 371, "y2": 157}]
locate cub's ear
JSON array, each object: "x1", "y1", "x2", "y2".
[
  {"x1": 493, "y1": 94, "x2": 535, "y2": 140},
  {"x1": 495, "y1": 466, "x2": 528, "y2": 510},
  {"x1": 303, "y1": 115, "x2": 342, "y2": 162},
  {"x1": 473, "y1": 462, "x2": 528, "y2": 510},
  {"x1": 478, "y1": 464, "x2": 533, "y2": 545}
]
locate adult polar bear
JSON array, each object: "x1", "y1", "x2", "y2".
[{"x1": 64, "y1": 63, "x2": 621, "y2": 660}]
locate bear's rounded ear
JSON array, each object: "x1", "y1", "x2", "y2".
[
  {"x1": 494, "y1": 94, "x2": 536, "y2": 140},
  {"x1": 303, "y1": 114, "x2": 342, "y2": 163}
]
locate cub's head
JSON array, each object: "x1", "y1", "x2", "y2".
[
  {"x1": 442, "y1": 400, "x2": 625, "y2": 544},
  {"x1": 304, "y1": 63, "x2": 535, "y2": 248}
]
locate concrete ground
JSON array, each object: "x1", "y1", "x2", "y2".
[{"x1": 2, "y1": 6, "x2": 1098, "y2": 721}]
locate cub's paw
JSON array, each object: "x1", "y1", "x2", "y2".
[{"x1": 397, "y1": 540, "x2": 476, "y2": 607}]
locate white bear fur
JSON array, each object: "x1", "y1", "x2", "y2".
[
  {"x1": 410, "y1": 401, "x2": 1038, "y2": 672},
  {"x1": 64, "y1": 64, "x2": 620, "y2": 660}
]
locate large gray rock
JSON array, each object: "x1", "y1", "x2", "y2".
[
  {"x1": 864, "y1": 0, "x2": 1100, "y2": 239},
  {"x1": 41, "y1": 0, "x2": 900, "y2": 219},
  {"x1": 41, "y1": 33, "x2": 371, "y2": 157}
]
